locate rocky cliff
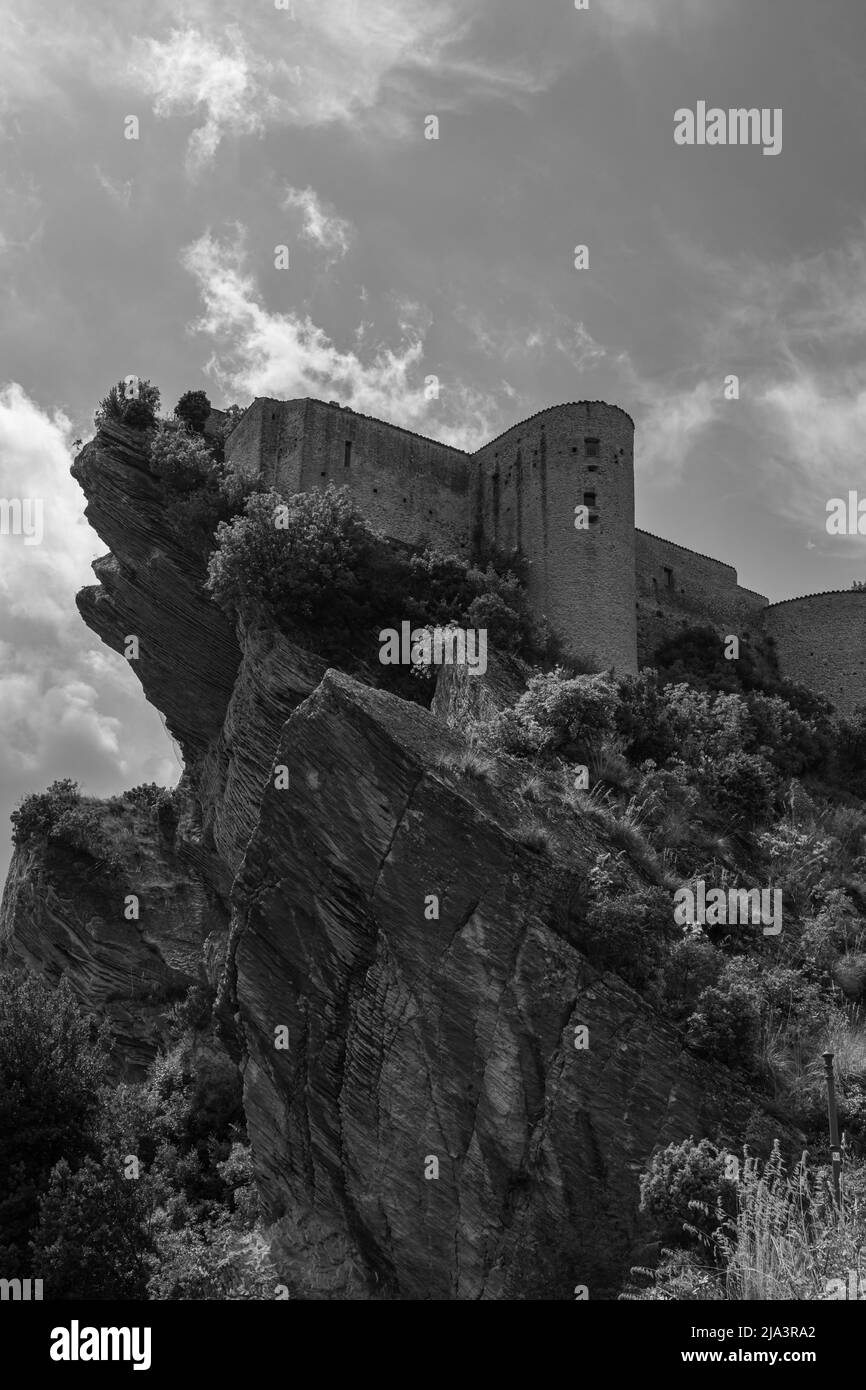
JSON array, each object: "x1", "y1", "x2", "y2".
[{"x1": 0, "y1": 420, "x2": 790, "y2": 1297}]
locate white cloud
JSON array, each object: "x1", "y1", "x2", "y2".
[
  {"x1": 281, "y1": 186, "x2": 353, "y2": 260},
  {"x1": 0, "y1": 385, "x2": 177, "y2": 876},
  {"x1": 634, "y1": 379, "x2": 720, "y2": 479},
  {"x1": 127, "y1": 25, "x2": 268, "y2": 175},
  {"x1": 182, "y1": 227, "x2": 499, "y2": 449},
  {"x1": 119, "y1": 2, "x2": 557, "y2": 169}
]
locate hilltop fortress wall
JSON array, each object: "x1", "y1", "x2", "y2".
[
  {"x1": 635, "y1": 529, "x2": 769, "y2": 666},
  {"x1": 225, "y1": 396, "x2": 863, "y2": 712},
  {"x1": 471, "y1": 402, "x2": 637, "y2": 673},
  {"x1": 763, "y1": 592, "x2": 866, "y2": 717}
]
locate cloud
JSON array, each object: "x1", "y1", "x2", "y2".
[
  {"x1": 182, "y1": 227, "x2": 499, "y2": 449},
  {"x1": 127, "y1": 25, "x2": 269, "y2": 175},
  {"x1": 634, "y1": 379, "x2": 720, "y2": 478},
  {"x1": 120, "y1": 2, "x2": 557, "y2": 168},
  {"x1": 0, "y1": 385, "x2": 177, "y2": 877},
  {"x1": 94, "y1": 165, "x2": 133, "y2": 210},
  {"x1": 281, "y1": 186, "x2": 354, "y2": 260}
]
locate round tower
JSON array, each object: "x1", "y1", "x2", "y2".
[
  {"x1": 470, "y1": 402, "x2": 637, "y2": 673},
  {"x1": 762, "y1": 590, "x2": 866, "y2": 718}
]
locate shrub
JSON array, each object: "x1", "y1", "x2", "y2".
[
  {"x1": 174, "y1": 390, "x2": 212, "y2": 434},
  {"x1": 206, "y1": 486, "x2": 375, "y2": 629},
  {"x1": 700, "y1": 750, "x2": 778, "y2": 830},
  {"x1": 11, "y1": 778, "x2": 80, "y2": 846},
  {"x1": 149, "y1": 425, "x2": 215, "y2": 492},
  {"x1": 572, "y1": 884, "x2": 677, "y2": 993},
  {"x1": 620, "y1": 1247, "x2": 724, "y2": 1300},
  {"x1": 757, "y1": 822, "x2": 835, "y2": 920},
  {"x1": 659, "y1": 935, "x2": 724, "y2": 1022},
  {"x1": 30, "y1": 1155, "x2": 151, "y2": 1299},
  {"x1": 686, "y1": 980, "x2": 761, "y2": 1069},
  {"x1": 746, "y1": 692, "x2": 830, "y2": 777},
  {"x1": 615, "y1": 671, "x2": 677, "y2": 764},
  {"x1": 123, "y1": 783, "x2": 167, "y2": 810},
  {"x1": 464, "y1": 590, "x2": 522, "y2": 653},
  {"x1": 148, "y1": 1211, "x2": 278, "y2": 1300},
  {"x1": 660, "y1": 685, "x2": 752, "y2": 764},
  {"x1": 639, "y1": 1137, "x2": 737, "y2": 1245},
  {"x1": 97, "y1": 378, "x2": 160, "y2": 431},
  {"x1": 486, "y1": 669, "x2": 618, "y2": 760}
]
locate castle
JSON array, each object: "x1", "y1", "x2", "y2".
[{"x1": 224, "y1": 397, "x2": 866, "y2": 716}]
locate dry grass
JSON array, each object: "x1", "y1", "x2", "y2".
[{"x1": 716, "y1": 1148, "x2": 865, "y2": 1300}]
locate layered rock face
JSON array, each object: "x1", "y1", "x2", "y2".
[
  {"x1": 1, "y1": 419, "x2": 790, "y2": 1296},
  {"x1": 0, "y1": 786, "x2": 228, "y2": 1076},
  {"x1": 229, "y1": 672, "x2": 764, "y2": 1299}
]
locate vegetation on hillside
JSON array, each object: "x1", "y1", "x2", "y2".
[
  {"x1": 10, "y1": 381, "x2": 862, "y2": 1298},
  {"x1": 0, "y1": 970, "x2": 275, "y2": 1299}
]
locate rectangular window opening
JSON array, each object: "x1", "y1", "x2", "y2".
[
  {"x1": 585, "y1": 437, "x2": 600, "y2": 458},
  {"x1": 663, "y1": 566, "x2": 674, "y2": 588},
  {"x1": 583, "y1": 491, "x2": 597, "y2": 508},
  {"x1": 344, "y1": 440, "x2": 352, "y2": 467}
]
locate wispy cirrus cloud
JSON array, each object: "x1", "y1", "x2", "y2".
[
  {"x1": 181, "y1": 226, "x2": 500, "y2": 449},
  {"x1": 281, "y1": 186, "x2": 354, "y2": 261}
]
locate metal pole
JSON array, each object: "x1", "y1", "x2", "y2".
[{"x1": 823, "y1": 1051, "x2": 842, "y2": 1207}]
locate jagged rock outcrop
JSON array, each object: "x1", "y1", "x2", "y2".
[
  {"x1": 0, "y1": 786, "x2": 228, "y2": 1076},
  {"x1": 72, "y1": 420, "x2": 241, "y2": 758},
  {"x1": 0, "y1": 419, "x2": 798, "y2": 1296},
  {"x1": 226, "y1": 670, "x2": 775, "y2": 1299}
]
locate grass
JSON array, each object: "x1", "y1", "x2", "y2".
[
  {"x1": 435, "y1": 746, "x2": 498, "y2": 782},
  {"x1": 513, "y1": 821, "x2": 555, "y2": 855},
  {"x1": 717, "y1": 1148, "x2": 865, "y2": 1300}
]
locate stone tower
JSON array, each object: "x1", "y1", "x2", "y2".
[
  {"x1": 225, "y1": 397, "x2": 638, "y2": 674},
  {"x1": 469, "y1": 402, "x2": 637, "y2": 672}
]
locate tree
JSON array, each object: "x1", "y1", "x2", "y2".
[
  {"x1": 0, "y1": 973, "x2": 109, "y2": 1275},
  {"x1": 30, "y1": 1156, "x2": 151, "y2": 1299},
  {"x1": 97, "y1": 378, "x2": 160, "y2": 431},
  {"x1": 174, "y1": 390, "x2": 212, "y2": 435}
]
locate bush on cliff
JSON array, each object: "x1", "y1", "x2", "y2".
[
  {"x1": 11, "y1": 780, "x2": 122, "y2": 871},
  {"x1": 149, "y1": 425, "x2": 214, "y2": 491},
  {"x1": 485, "y1": 668, "x2": 618, "y2": 759},
  {"x1": 206, "y1": 486, "x2": 376, "y2": 630},
  {"x1": 97, "y1": 378, "x2": 161, "y2": 431},
  {"x1": 205, "y1": 485, "x2": 536, "y2": 674},
  {"x1": 11, "y1": 778, "x2": 81, "y2": 845},
  {"x1": 174, "y1": 390, "x2": 211, "y2": 435},
  {"x1": 147, "y1": 425, "x2": 248, "y2": 559}
]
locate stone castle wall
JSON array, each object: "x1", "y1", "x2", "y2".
[
  {"x1": 762, "y1": 592, "x2": 866, "y2": 718},
  {"x1": 471, "y1": 403, "x2": 637, "y2": 672},
  {"x1": 635, "y1": 529, "x2": 769, "y2": 666},
  {"x1": 225, "y1": 396, "x2": 866, "y2": 710},
  {"x1": 297, "y1": 399, "x2": 471, "y2": 553}
]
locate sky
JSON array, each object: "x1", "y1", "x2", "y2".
[{"x1": 1, "y1": 0, "x2": 866, "y2": 879}]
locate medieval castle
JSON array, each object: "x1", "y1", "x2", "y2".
[{"x1": 223, "y1": 397, "x2": 866, "y2": 716}]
